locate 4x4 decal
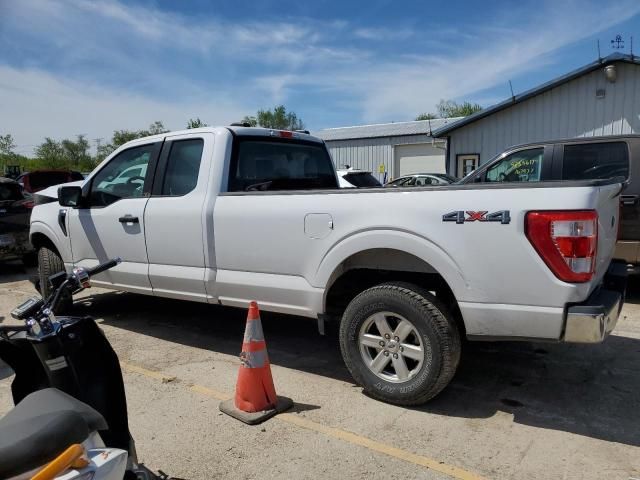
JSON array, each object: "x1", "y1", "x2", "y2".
[{"x1": 442, "y1": 210, "x2": 511, "y2": 224}]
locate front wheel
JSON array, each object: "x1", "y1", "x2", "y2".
[
  {"x1": 37, "y1": 246, "x2": 72, "y2": 313},
  {"x1": 339, "y1": 282, "x2": 461, "y2": 405}
]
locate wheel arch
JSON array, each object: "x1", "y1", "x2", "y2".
[
  {"x1": 317, "y1": 231, "x2": 467, "y2": 333},
  {"x1": 30, "y1": 222, "x2": 68, "y2": 262}
]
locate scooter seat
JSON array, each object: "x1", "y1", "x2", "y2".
[{"x1": 0, "y1": 388, "x2": 108, "y2": 478}]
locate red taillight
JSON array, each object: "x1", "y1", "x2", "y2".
[
  {"x1": 23, "y1": 201, "x2": 34, "y2": 209},
  {"x1": 278, "y1": 130, "x2": 293, "y2": 138},
  {"x1": 525, "y1": 210, "x2": 598, "y2": 283}
]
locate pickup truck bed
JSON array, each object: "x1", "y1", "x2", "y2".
[{"x1": 29, "y1": 126, "x2": 626, "y2": 405}]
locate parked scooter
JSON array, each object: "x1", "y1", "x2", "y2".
[{"x1": 0, "y1": 258, "x2": 172, "y2": 479}]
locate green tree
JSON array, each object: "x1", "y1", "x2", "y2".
[
  {"x1": 241, "y1": 116, "x2": 258, "y2": 127},
  {"x1": 246, "y1": 105, "x2": 304, "y2": 130},
  {"x1": 97, "y1": 121, "x2": 169, "y2": 163},
  {"x1": 0, "y1": 134, "x2": 17, "y2": 174},
  {"x1": 436, "y1": 99, "x2": 482, "y2": 118},
  {"x1": 415, "y1": 113, "x2": 438, "y2": 120},
  {"x1": 258, "y1": 105, "x2": 304, "y2": 130},
  {"x1": 0, "y1": 134, "x2": 16, "y2": 155},
  {"x1": 111, "y1": 130, "x2": 143, "y2": 148},
  {"x1": 34, "y1": 138, "x2": 66, "y2": 168},
  {"x1": 187, "y1": 118, "x2": 207, "y2": 129},
  {"x1": 61, "y1": 135, "x2": 91, "y2": 168},
  {"x1": 147, "y1": 121, "x2": 168, "y2": 135}
]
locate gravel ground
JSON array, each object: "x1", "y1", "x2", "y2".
[{"x1": 1, "y1": 261, "x2": 639, "y2": 479}]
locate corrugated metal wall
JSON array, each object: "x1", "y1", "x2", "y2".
[
  {"x1": 447, "y1": 62, "x2": 640, "y2": 173},
  {"x1": 325, "y1": 134, "x2": 446, "y2": 180}
]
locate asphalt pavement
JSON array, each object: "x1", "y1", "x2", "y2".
[{"x1": 1, "y1": 262, "x2": 639, "y2": 479}]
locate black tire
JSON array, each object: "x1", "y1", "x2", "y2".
[
  {"x1": 339, "y1": 282, "x2": 461, "y2": 405},
  {"x1": 37, "y1": 246, "x2": 72, "y2": 312}
]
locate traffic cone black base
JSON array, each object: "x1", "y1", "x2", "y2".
[{"x1": 219, "y1": 395, "x2": 293, "y2": 425}]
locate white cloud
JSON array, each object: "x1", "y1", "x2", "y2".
[
  {"x1": 0, "y1": 65, "x2": 248, "y2": 154},
  {"x1": 312, "y1": 0, "x2": 640, "y2": 120},
  {"x1": 353, "y1": 27, "x2": 414, "y2": 41},
  {"x1": 1, "y1": 0, "x2": 639, "y2": 151}
]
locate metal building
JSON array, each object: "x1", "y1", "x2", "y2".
[
  {"x1": 314, "y1": 118, "x2": 461, "y2": 182},
  {"x1": 434, "y1": 53, "x2": 640, "y2": 177}
]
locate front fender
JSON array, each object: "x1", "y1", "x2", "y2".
[
  {"x1": 30, "y1": 219, "x2": 72, "y2": 264},
  {"x1": 313, "y1": 229, "x2": 468, "y2": 298}
]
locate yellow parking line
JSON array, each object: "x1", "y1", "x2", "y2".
[
  {"x1": 120, "y1": 362, "x2": 175, "y2": 382},
  {"x1": 189, "y1": 383, "x2": 230, "y2": 401},
  {"x1": 121, "y1": 361, "x2": 488, "y2": 480},
  {"x1": 277, "y1": 413, "x2": 487, "y2": 480}
]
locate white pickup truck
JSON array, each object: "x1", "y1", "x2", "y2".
[{"x1": 30, "y1": 126, "x2": 626, "y2": 405}]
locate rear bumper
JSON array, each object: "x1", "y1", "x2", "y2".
[{"x1": 563, "y1": 261, "x2": 627, "y2": 343}]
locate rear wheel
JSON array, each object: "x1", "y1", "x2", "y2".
[
  {"x1": 37, "y1": 246, "x2": 72, "y2": 313},
  {"x1": 339, "y1": 282, "x2": 461, "y2": 405}
]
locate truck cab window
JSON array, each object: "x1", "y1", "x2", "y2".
[
  {"x1": 161, "y1": 139, "x2": 204, "y2": 196},
  {"x1": 562, "y1": 142, "x2": 629, "y2": 180},
  {"x1": 228, "y1": 139, "x2": 338, "y2": 192},
  {"x1": 90, "y1": 145, "x2": 154, "y2": 207},
  {"x1": 485, "y1": 148, "x2": 544, "y2": 183}
]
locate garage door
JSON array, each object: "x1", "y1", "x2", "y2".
[{"x1": 394, "y1": 143, "x2": 445, "y2": 176}]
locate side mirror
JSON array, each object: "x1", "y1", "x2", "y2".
[{"x1": 58, "y1": 186, "x2": 83, "y2": 207}]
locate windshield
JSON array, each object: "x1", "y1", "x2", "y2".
[{"x1": 342, "y1": 172, "x2": 382, "y2": 188}]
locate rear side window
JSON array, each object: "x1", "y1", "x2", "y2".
[
  {"x1": 161, "y1": 139, "x2": 204, "y2": 196},
  {"x1": 485, "y1": 148, "x2": 544, "y2": 182},
  {"x1": 562, "y1": 142, "x2": 629, "y2": 180},
  {"x1": 228, "y1": 139, "x2": 337, "y2": 191}
]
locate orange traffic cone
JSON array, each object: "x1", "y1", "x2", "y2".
[{"x1": 219, "y1": 301, "x2": 292, "y2": 424}]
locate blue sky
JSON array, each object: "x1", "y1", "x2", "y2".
[{"x1": 2, "y1": 0, "x2": 640, "y2": 154}]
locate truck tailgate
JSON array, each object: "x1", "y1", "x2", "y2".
[{"x1": 592, "y1": 182, "x2": 624, "y2": 288}]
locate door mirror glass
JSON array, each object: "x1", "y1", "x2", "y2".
[{"x1": 58, "y1": 186, "x2": 83, "y2": 207}]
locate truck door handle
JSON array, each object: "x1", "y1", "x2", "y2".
[
  {"x1": 118, "y1": 215, "x2": 139, "y2": 224},
  {"x1": 621, "y1": 195, "x2": 639, "y2": 206}
]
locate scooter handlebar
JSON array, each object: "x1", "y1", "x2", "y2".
[{"x1": 86, "y1": 257, "x2": 122, "y2": 277}]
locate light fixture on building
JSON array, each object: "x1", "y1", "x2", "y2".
[{"x1": 604, "y1": 64, "x2": 617, "y2": 83}]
